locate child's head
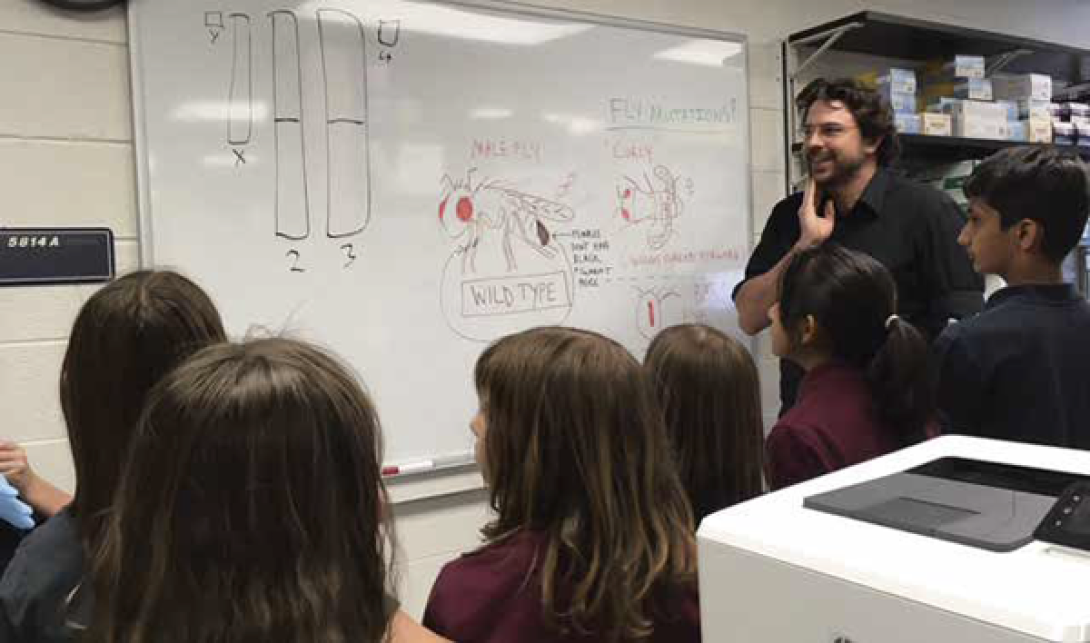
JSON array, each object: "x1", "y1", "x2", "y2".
[
  {"x1": 961, "y1": 146, "x2": 1090, "y2": 277},
  {"x1": 61, "y1": 269, "x2": 226, "y2": 546},
  {"x1": 771, "y1": 245, "x2": 933, "y2": 441},
  {"x1": 644, "y1": 324, "x2": 764, "y2": 522},
  {"x1": 88, "y1": 338, "x2": 392, "y2": 643},
  {"x1": 472, "y1": 326, "x2": 694, "y2": 641}
]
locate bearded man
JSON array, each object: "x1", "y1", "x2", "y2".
[{"x1": 734, "y1": 78, "x2": 983, "y2": 414}]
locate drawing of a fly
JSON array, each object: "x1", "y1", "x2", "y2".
[
  {"x1": 439, "y1": 169, "x2": 575, "y2": 273},
  {"x1": 616, "y1": 165, "x2": 685, "y2": 251}
]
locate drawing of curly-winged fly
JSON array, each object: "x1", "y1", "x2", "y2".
[
  {"x1": 439, "y1": 169, "x2": 575, "y2": 274},
  {"x1": 616, "y1": 165, "x2": 687, "y2": 251}
]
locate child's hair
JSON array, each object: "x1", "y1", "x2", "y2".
[
  {"x1": 778, "y1": 245, "x2": 934, "y2": 443},
  {"x1": 474, "y1": 327, "x2": 695, "y2": 642},
  {"x1": 644, "y1": 324, "x2": 764, "y2": 522},
  {"x1": 86, "y1": 338, "x2": 394, "y2": 643},
  {"x1": 61, "y1": 269, "x2": 226, "y2": 554},
  {"x1": 964, "y1": 145, "x2": 1090, "y2": 262}
]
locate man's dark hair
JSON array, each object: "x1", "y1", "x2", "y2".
[
  {"x1": 796, "y1": 77, "x2": 900, "y2": 167},
  {"x1": 964, "y1": 146, "x2": 1090, "y2": 263}
]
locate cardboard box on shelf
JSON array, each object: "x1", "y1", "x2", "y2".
[
  {"x1": 1006, "y1": 121, "x2": 1028, "y2": 142},
  {"x1": 921, "y1": 112, "x2": 952, "y2": 136},
  {"x1": 941, "y1": 99, "x2": 1009, "y2": 121},
  {"x1": 953, "y1": 114, "x2": 1009, "y2": 140},
  {"x1": 879, "y1": 86, "x2": 918, "y2": 114},
  {"x1": 1008, "y1": 99, "x2": 1051, "y2": 121},
  {"x1": 1053, "y1": 121, "x2": 1076, "y2": 145},
  {"x1": 922, "y1": 55, "x2": 986, "y2": 80},
  {"x1": 1058, "y1": 102, "x2": 1090, "y2": 121},
  {"x1": 921, "y1": 79, "x2": 992, "y2": 102},
  {"x1": 856, "y1": 67, "x2": 917, "y2": 92},
  {"x1": 1024, "y1": 118, "x2": 1052, "y2": 143},
  {"x1": 996, "y1": 100, "x2": 1019, "y2": 121},
  {"x1": 877, "y1": 68, "x2": 917, "y2": 94},
  {"x1": 895, "y1": 114, "x2": 921, "y2": 134},
  {"x1": 953, "y1": 79, "x2": 993, "y2": 101},
  {"x1": 992, "y1": 74, "x2": 1052, "y2": 102},
  {"x1": 1076, "y1": 122, "x2": 1090, "y2": 147}
]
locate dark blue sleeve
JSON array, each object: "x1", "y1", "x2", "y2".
[
  {"x1": 933, "y1": 324, "x2": 987, "y2": 434},
  {"x1": 0, "y1": 602, "x2": 15, "y2": 643}
]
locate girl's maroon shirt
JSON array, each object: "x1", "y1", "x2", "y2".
[{"x1": 423, "y1": 529, "x2": 701, "y2": 643}]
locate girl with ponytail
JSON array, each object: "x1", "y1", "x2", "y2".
[{"x1": 765, "y1": 244, "x2": 935, "y2": 489}]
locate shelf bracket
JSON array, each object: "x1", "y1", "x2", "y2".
[
  {"x1": 789, "y1": 22, "x2": 864, "y2": 80},
  {"x1": 986, "y1": 49, "x2": 1033, "y2": 76}
]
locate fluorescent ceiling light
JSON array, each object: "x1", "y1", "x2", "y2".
[{"x1": 654, "y1": 40, "x2": 743, "y2": 67}]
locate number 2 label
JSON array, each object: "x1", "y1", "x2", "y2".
[{"x1": 286, "y1": 249, "x2": 305, "y2": 273}]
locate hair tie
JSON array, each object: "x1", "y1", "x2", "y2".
[{"x1": 885, "y1": 314, "x2": 900, "y2": 330}]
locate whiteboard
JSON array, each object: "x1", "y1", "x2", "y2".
[{"x1": 130, "y1": 0, "x2": 752, "y2": 467}]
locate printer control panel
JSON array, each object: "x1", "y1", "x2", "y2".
[{"x1": 1035, "y1": 481, "x2": 1090, "y2": 550}]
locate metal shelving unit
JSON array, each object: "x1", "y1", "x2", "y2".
[
  {"x1": 783, "y1": 11, "x2": 1090, "y2": 174},
  {"x1": 783, "y1": 12, "x2": 1090, "y2": 297}
]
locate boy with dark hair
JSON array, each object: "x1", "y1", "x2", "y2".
[{"x1": 934, "y1": 145, "x2": 1090, "y2": 447}]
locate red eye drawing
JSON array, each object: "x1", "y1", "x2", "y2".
[{"x1": 456, "y1": 197, "x2": 474, "y2": 222}]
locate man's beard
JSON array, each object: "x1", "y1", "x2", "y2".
[{"x1": 808, "y1": 150, "x2": 867, "y2": 190}]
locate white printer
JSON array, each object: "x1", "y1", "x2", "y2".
[{"x1": 698, "y1": 436, "x2": 1090, "y2": 642}]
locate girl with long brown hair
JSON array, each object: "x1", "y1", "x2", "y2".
[
  {"x1": 424, "y1": 327, "x2": 699, "y2": 643},
  {"x1": 645, "y1": 324, "x2": 765, "y2": 523},
  {"x1": 83, "y1": 338, "x2": 445, "y2": 643},
  {"x1": 0, "y1": 269, "x2": 227, "y2": 642}
]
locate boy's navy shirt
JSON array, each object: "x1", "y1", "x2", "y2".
[{"x1": 934, "y1": 283, "x2": 1090, "y2": 448}]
